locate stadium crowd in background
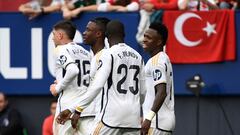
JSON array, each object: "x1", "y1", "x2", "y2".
[
  {"x1": 61, "y1": 0, "x2": 103, "y2": 20},
  {"x1": 178, "y1": 0, "x2": 219, "y2": 10},
  {"x1": 62, "y1": 0, "x2": 140, "y2": 19},
  {"x1": 17, "y1": 0, "x2": 240, "y2": 20},
  {"x1": 136, "y1": 0, "x2": 178, "y2": 44}
]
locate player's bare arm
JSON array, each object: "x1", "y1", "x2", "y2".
[{"x1": 141, "y1": 83, "x2": 167, "y2": 134}]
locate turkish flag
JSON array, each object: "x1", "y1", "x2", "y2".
[{"x1": 163, "y1": 10, "x2": 236, "y2": 64}]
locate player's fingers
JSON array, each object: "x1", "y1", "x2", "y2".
[
  {"x1": 57, "y1": 115, "x2": 66, "y2": 125},
  {"x1": 56, "y1": 116, "x2": 62, "y2": 123},
  {"x1": 56, "y1": 116, "x2": 61, "y2": 124},
  {"x1": 140, "y1": 128, "x2": 148, "y2": 135},
  {"x1": 60, "y1": 120, "x2": 66, "y2": 125},
  {"x1": 71, "y1": 119, "x2": 77, "y2": 129}
]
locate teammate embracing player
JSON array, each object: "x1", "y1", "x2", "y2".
[{"x1": 58, "y1": 20, "x2": 146, "y2": 135}]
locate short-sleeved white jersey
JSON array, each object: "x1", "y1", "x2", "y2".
[
  {"x1": 73, "y1": 43, "x2": 146, "y2": 128},
  {"x1": 54, "y1": 42, "x2": 92, "y2": 117},
  {"x1": 142, "y1": 52, "x2": 175, "y2": 131},
  {"x1": 95, "y1": 43, "x2": 146, "y2": 128}
]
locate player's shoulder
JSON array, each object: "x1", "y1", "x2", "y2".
[
  {"x1": 97, "y1": 48, "x2": 111, "y2": 61},
  {"x1": 95, "y1": 49, "x2": 106, "y2": 60},
  {"x1": 59, "y1": 43, "x2": 90, "y2": 57},
  {"x1": 150, "y1": 52, "x2": 169, "y2": 66}
]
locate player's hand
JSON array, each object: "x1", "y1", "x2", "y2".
[
  {"x1": 141, "y1": 119, "x2": 151, "y2": 135},
  {"x1": 57, "y1": 109, "x2": 72, "y2": 125},
  {"x1": 50, "y1": 84, "x2": 58, "y2": 96},
  {"x1": 54, "y1": 80, "x2": 58, "y2": 84},
  {"x1": 71, "y1": 112, "x2": 81, "y2": 129}
]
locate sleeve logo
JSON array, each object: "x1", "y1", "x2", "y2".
[
  {"x1": 153, "y1": 69, "x2": 162, "y2": 81},
  {"x1": 59, "y1": 55, "x2": 67, "y2": 65}
]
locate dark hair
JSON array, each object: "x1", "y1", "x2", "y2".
[
  {"x1": 0, "y1": 92, "x2": 7, "y2": 101},
  {"x1": 50, "y1": 98, "x2": 57, "y2": 105},
  {"x1": 149, "y1": 22, "x2": 168, "y2": 46},
  {"x1": 91, "y1": 17, "x2": 110, "y2": 34},
  {"x1": 53, "y1": 20, "x2": 77, "y2": 40},
  {"x1": 105, "y1": 20, "x2": 125, "y2": 38}
]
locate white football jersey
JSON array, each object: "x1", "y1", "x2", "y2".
[
  {"x1": 86, "y1": 49, "x2": 108, "y2": 118},
  {"x1": 95, "y1": 43, "x2": 146, "y2": 128},
  {"x1": 73, "y1": 43, "x2": 146, "y2": 128},
  {"x1": 54, "y1": 42, "x2": 92, "y2": 117},
  {"x1": 142, "y1": 51, "x2": 175, "y2": 131}
]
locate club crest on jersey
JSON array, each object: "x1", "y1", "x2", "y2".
[
  {"x1": 153, "y1": 69, "x2": 162, "y2": 81},
  {"x1": 59, "y1": 55, "x2": 67, "y2": 65}
]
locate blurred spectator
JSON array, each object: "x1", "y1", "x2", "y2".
[
  {"x1": 0, "y1": 92, "x2": 24, "y2": 135},
  {"x1": 136, "y1": 0, "x2": 178, "y2": 44},
  {"x1": 141, "y1": 0, "x2": 178, "y2": 11},
  {"x1": 42, "y1": 99, "x2": 57, "y2": 135},
  {"x1": 178, "y1": 0, "x2": 219, "y2": 11},
  {"x1": 19, "y1": 0, "x2": 64, "y2": 19},
  {"x1": 18, "y1": 0, "x2": 43, "y2": 18},
  {"x1": 62, "y1": 0, "x2": 101, "y2": 19},
  {"x1": 237, "y1": 0, "x2": 240, "y2": 9},
  {"x1": 0, "y1": 0, "x2": 29, "y2": 11},
  {"x1": 63, "y1": 0, "x2": 140, "y2": 19},
  {"x1": 217, "y1": 0, "x2": 238, "y2": 9}
]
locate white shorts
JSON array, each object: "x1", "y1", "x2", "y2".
[
  {"x1": 79, "y1": 117, "x2": 95, "y2": 135},
  {"x1": 53, "y1": 116, "x2": 95, "y2": 135},
  {"x1": 148, "y1": 127, "x2": 173, "y2": 135},
  {"x1": 91, "y1": 122, "x2": 140, "y2": 135}
]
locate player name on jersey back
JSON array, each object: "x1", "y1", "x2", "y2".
[{"x1": 117, "y1": 50, "x2": 139, "y2": 59}]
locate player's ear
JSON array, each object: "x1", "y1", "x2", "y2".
[
  {"x1": 96, "y1": 31, "x2": 101, "y2": 38},
  {"x1": 58, "y1": 31, "x2": 64, "y2": 40}
]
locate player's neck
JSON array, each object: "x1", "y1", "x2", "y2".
[
  {"x1": 109, "y1": 38, "x2": 124, "y2": 47},
  {"x1": 92, "y1": 41, "x2": 105, "y2": 55},
  {"x1": 60, "y1": 39, "x2": 73, "y2": 45},
  {"x1": 150, "y1": 48, "x2": 163, "y2": 57}
]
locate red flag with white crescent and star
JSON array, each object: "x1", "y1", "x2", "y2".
[{"x1": 163, "y1": 10, "x2": 236, "y2": 64}]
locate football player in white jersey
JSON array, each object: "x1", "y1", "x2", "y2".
[
  {"x1": 56, "y1": 17, "x2": 110, "y2": 134},
  {"x1": 141, "y1": 22, "x2": 175, "y2": 135},
  {"x1": 57, "y1": 20, "x2": 146, "y2": 135},
  {"x1": 49, "y1": 20, "x2": 91, "y2": 135},
  {"x1": 82, "y1": 17, "x2": 110, "y2": 117},
  {"x1": 66, "y1": 17, "x2": 111, "y2": 134}
]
